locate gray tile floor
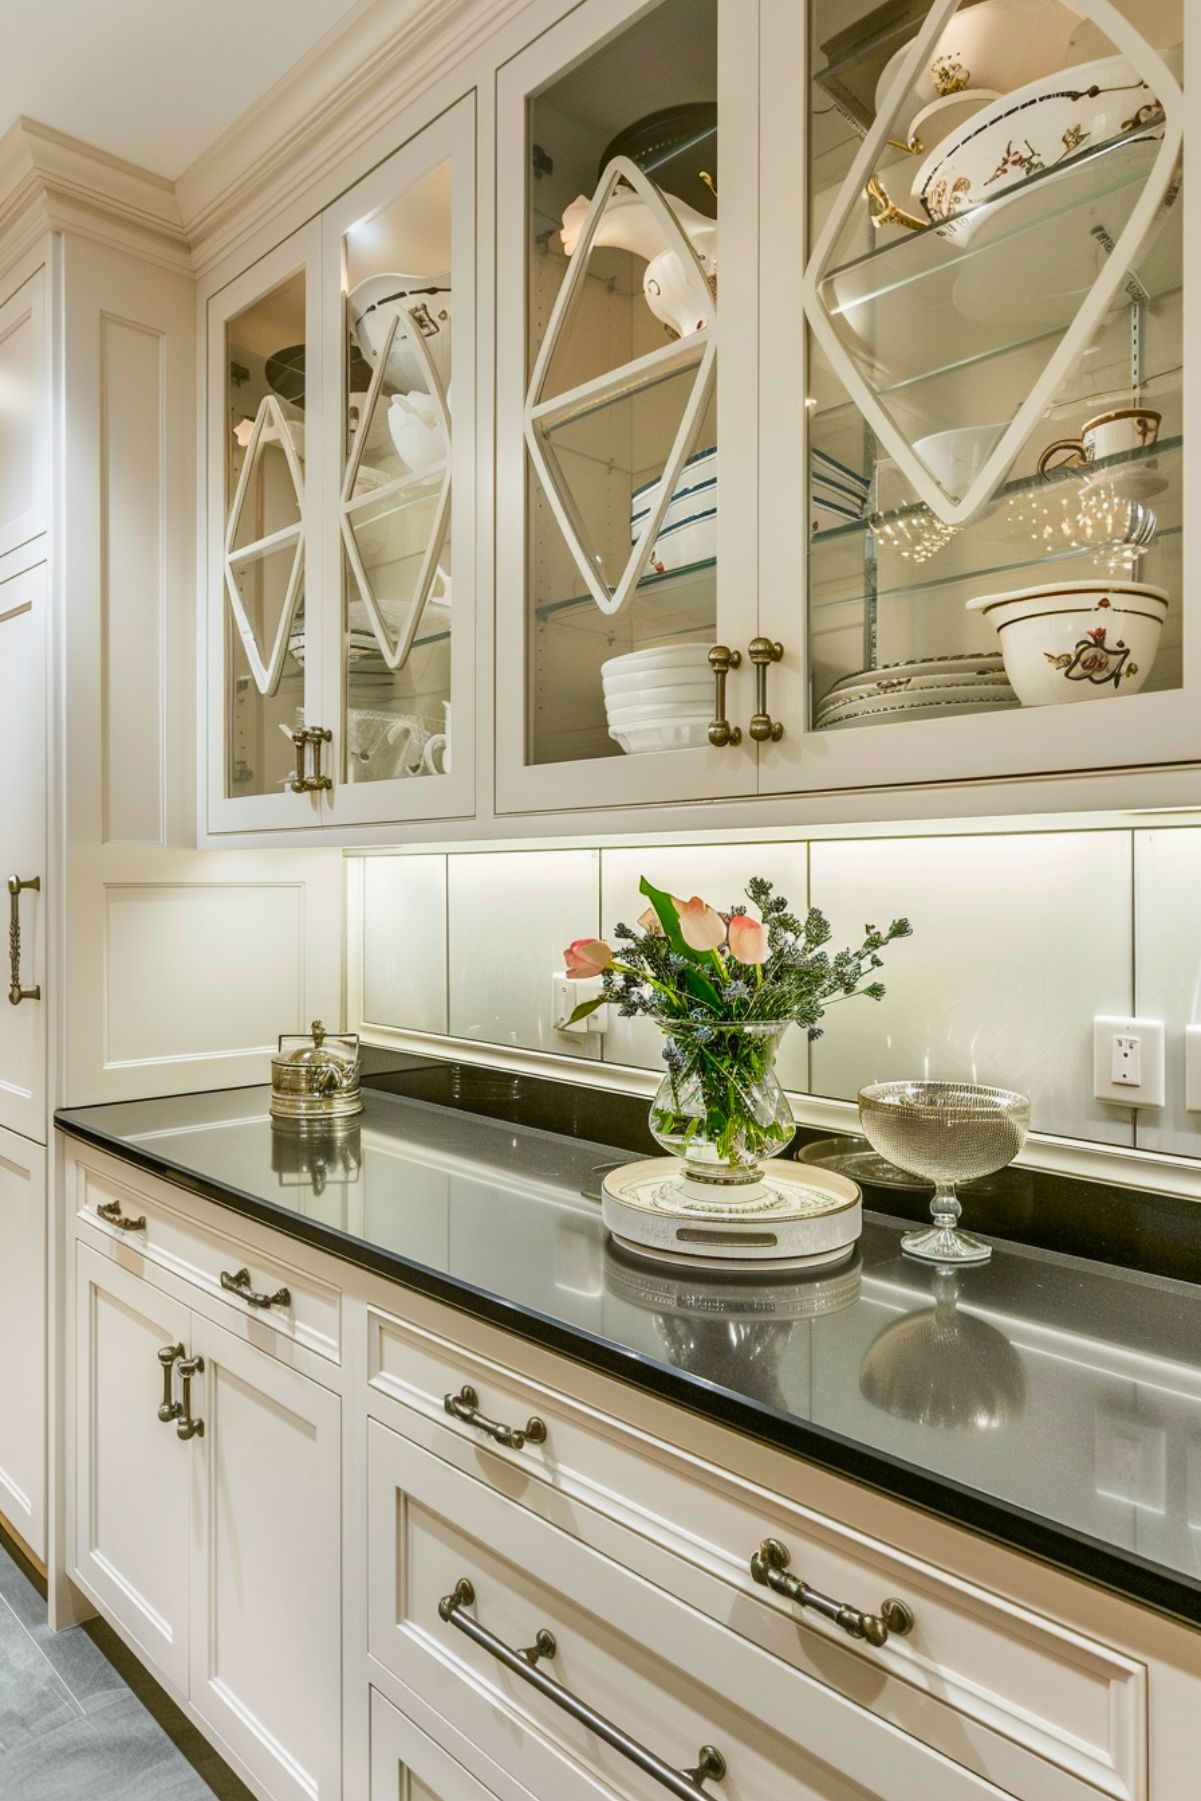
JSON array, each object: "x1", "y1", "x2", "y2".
[{"x1": 0, "y1": 1537, "x2": 252, "y2": 1798}]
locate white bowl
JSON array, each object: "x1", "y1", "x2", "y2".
[
  {"x1": 912, "y1": 56, "x2": 1165, "y2": 243},
  {"x1": 876, "y1": 0, "x2": 1082, "y2": 141},
  {"x1": 603, "y1": 666, "x2": 715, "y2": 697},
  {"x1": 603, "y1": 682, "x2": 712, "y2": 711},
  {"x1": 610, "y1": 719, "x2": 712, "y2": 755},
  {"x1": 913, "y1": 424, "x2": 1007, "y2": 499},
  {"x1": 606, "y1": 708, "x2": 713, "y2": 732},
  {"x1": 601, "y1": 643, "x2": 714, "y2": 678},
  {"x1": 642, "y1": 510, "x2": 716, "y2": 574},
  {"x1": 967, "y1": 581, "x2": 1168, "y2": 705}
]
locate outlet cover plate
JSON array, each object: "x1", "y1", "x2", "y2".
[{"x1": 1093, "y1": 1015, "x2": 1165, "y2": 1108}]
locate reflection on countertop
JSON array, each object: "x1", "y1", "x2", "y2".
[{"x1": 56, "y1": 1081, "x2": 1201, "y2": 1625}]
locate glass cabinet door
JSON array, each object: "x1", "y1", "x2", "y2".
[
  {"x1": 761, "y1": 0, "x2": 1192, "y2": 795},
  {"x1": 319, "y1": 95, "x2": 476, "y2": 826},
  {"x1": 206, "y1": 223, "x2": 327, "y2": 831},
  {"x1": 495, "y1": 0, "x2": 761, "y2": 813}
]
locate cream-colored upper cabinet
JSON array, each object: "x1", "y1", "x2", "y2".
[
  {"x1": 204, "y1": 98, "x2": 475, "y2": 837},
  {"x1": 494, "y1": 0, "x2": 763, "y2": 814},
  {"x1": 758, "y1": 0, "x2": 1191, "y2": 795}
]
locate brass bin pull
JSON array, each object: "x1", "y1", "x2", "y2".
[
  {"x1": 176, "y1": 1355, "x2": 205, "y2": 1441},
  {"x1": 157, "y1": 1344, "x2": 184, "y2": 1424},
  {"x1": 444, "y1": 1383, "x2": 547, "y2": 1451},
  {"x1": 289, "y1": 726, "x2": 334, "y2": 794},
  {"x1": 97, "y1": 1198, "x2": 147, "y2": 1233},
  {"x1": 220, "y1": 1267, "x2": 291, "y2": 1310},
  {"x1": 438, "y1": 1579, "x2": 727, "y2": 1799},
  {"x1": 707, "y1": 646, "x2": 741, "y2": 748},
  {"x1": 750, "y1": 1538, "x2": 914, "y2": 1647},
  {"x1": 747, "y1": 638, "x2": 784, "y2": 743},
  {"x1": 8, "y1": 875, "x2": 40, "y2": 1006}
]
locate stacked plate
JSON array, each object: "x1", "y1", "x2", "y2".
[
  {"x1": 631, "y1": 448, "x2": 717, "y2": 575},
  {"x1": 811, "y1": 449, "x2": 870, "y2": 535},
  {"x1": 815, "y1": 651, "x2": 1017, "y2": 731},
  {"x1": 602, "y1": 643, "x2": 715, "y2": 755}
]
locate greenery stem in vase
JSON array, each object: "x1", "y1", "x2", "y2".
[{"x1": 563, "y1": 877, "x2": 911, "y2": 1191}]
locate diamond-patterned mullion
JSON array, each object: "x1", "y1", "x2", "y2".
[
  {"x1": 800, "y1": 0, "x2": 1184, "y2": 527},
  {"x1": 340, "y1": 306, "x2": 453, "y2": 673},
  {"x1": 524, "y1": 155, "x2": 718, "y2": 619},
  {"x1": 222, "y1": 394, "x2": 306, "y2": 697}
]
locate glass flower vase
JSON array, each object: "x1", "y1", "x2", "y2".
[{"x1": 650, "y1": 1020, "x2": 795, "y2": 1198}]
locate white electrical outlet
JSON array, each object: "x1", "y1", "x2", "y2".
[
  {"x1": 1093, "y1": 1016, "x2": 1165, "y2": 1107},
  {"x1": 552, "y1": 972, "x2": 608, "y2": 1037}
]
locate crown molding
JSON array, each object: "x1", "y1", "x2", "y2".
[
  {"x1": 0, "y1": 117, "x2": 190, "y2": 273},
  {"x1": 176, "y1": 0, "x2": 530, "y2": 275}
]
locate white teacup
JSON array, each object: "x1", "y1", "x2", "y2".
[
  {"x1": 1038, "y1": 407, "x2": 1161, "y2": 477},
  {"x1": 421, "y1": 701, "x2": 451, "y2": 776}
]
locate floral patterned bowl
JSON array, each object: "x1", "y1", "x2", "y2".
[
  {"x1": 912, "y1": 55, "x2": 1167, "y2": 244},
  {"x1": 966, "y1": 580, "x2": 1168, "y2": 705}
]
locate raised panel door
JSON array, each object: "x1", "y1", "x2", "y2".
[
  {"x1": 72, "y1": 1245, "x2": 192, "y2": 1692},
  {"x1": 188, "y1": 1312, "x2": 341, "y2": 1801},
  {"x1": 370, "y1": 1688, "x2": 527, "y2": 1801},
  {"x1": 0, "y1": 562, "x2": 45, "y2": 1141},
  {"x1": 0, "y1": 1126, "x2": 44, "y2": 1559}
]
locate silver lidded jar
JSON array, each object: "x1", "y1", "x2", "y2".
[{"x1": 270, "y1": 1020, "x2": 363, "y2": 1124}]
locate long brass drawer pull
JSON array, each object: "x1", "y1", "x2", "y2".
[
  {"x1": 97, "y1": 1198, "x2": 147, "y2": 1233},
  {"x1": 707, "y1": 646, "x2": 741, "y2": 748},
  {"x1": 8, "y1": 875, "x2": 41, "y2": 1005},
  {"x1": 157, "y1": 1344, "x2": 184, "y2": 1424},
  {"x1": 176, "y1": 1355, "x2": 204, "y2": 1441},
  {"x1": 438, "y1": 1579, "x2": 727, "y2": 1799},
  {"x1": 220, "y1": 1267, "x2": 291, "y2": 1310},
  {"x1": 750, "y1": 1537, "x2": 914, "y2": 1647},
  {"x1": 747, "y1": 637, "x2": 784, "y2": 743},
  {"x1": 444, "y1": 1383, "x2": 547, "y2": 1451}
]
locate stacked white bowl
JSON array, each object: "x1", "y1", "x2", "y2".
[{"x1": 602, "y1": 643, "x2": 715, "y2": 755}]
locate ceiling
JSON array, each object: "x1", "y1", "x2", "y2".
[{"x1": 0, "y1": 0, "x2": 368, "y2": 180}]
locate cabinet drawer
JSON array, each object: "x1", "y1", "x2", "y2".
[
  {"x1": 78, "y1": 1163, "x2": 340, "y2": 1362},
  {"x1": 368, "y1": 1419, "x2": 1013, "y2": 1801},
  {"x1": 368, "y1": 1307, "x2": 1145, "y2": 1801},
  {"x1": 371, "y1": 1687, "x2": 532, "y2": 1801}
]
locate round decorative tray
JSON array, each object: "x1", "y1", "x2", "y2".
[{"x1": 601, "y1": 1158, "x2": 862, "y2": 1272}]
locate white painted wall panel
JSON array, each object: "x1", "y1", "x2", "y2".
[{"x1": 362, "y1": 854, "x2": 447, "y2": 1034}]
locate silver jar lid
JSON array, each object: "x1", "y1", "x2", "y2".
[{"x1": 270, "y1": 1021, "x2": 362, "y2": 1121}]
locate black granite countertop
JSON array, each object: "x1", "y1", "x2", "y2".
[{"x1": 56, "y1": 1068, "x2": 1201, "y2": 1631}]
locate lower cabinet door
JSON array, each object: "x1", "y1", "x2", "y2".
[
  {"x1": 73, "y1": 1244, "x2": 192, "y2": 1691},
  {"x1": 368, "y1": 1421, "x2": 1013, "y2": 1801},
  {"x1": 188, "y1": 1314, "x2": 341, "y2": 1801},
  {"x1": 0, "y1": 1126, "x2": 44, "y2": 1559},
  {"x1": 371, "y1": 1689, "x2": 526, "y2": 1801}
]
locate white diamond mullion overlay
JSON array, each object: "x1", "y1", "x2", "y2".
[
  {"x1": 222, "y1": 393, "x2": 306, "y2": 697},
  {"x1": 524, "y1": 155, "x2": 718, "y2": 618},
  {"x1": 800, "y1": 0, "x2": 1184, "y2": 527}
]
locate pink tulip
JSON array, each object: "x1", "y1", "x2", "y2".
[
  {"x1": 564, "y1": 938, "x2": 613, "y2": 978},
  {"x1": 728, "y1": 913, "x2": 768, "y2": 966},
  {"x1": 676, "y1": 896, "x2": 725, "y2": 953}
]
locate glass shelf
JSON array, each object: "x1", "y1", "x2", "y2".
[{"x1": 534, "y1": 555, "x2": 716, "y2": 623}]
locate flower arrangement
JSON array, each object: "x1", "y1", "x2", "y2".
[{"x1": 564, "y1": 877, "x2": 911, "y2": 1175}]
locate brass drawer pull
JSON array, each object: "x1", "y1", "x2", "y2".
[
  {"x1": 750, "y1": 1538, "x2": 914, "y2": 1647},
  {"x1": 157, "y1": 1344, "x2": 184, "y2": 1424},
  {"x1": 438, "y1": 1579, "x2": 727, "y2": 1799},
  {"x1": 290, "y1": 725, "x2": 334, "y2": 793},
  {"x1": 8, "y1": 875, "x2": 41, "y2": 1005},
  {"x1": 176, "y1": 1355, "x2": 205, "y2": 1441},
  {"x1": 220, "y1": 1267, "x2": 291, "y2": 1310},
  {"x1": 747, "y1": 637, "x2": 784, "y2": 742},
  {"x1": 707, "y1": 646, "x2": 741, "y2": 748},
  {"x1": 97, "y1": 1198, "x2": 147, "y2": 1233},
  {"x1": 444, "y1": 1383, "x2": 547, "y2": 1451}
]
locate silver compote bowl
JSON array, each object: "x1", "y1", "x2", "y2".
[{"x1": 857, "y1": 1081, "x2": 1030, "y2": 1266}]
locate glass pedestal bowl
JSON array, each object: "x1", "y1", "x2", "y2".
[{"x1": 857, "y1": 1080, "x2": 1030, "y2": 1265}]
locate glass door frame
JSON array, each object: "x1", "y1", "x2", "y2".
[
  {"x1": 755, "y1": 0, "x2": 1201, "y2": 800},
  {"x1": 206, "y1": 223, "x2": 328, "y2": 834},
  {"x1": 493, "y1": 0, "x2": 762, "y2": 816},
  {"x1": 318, "y1": 93, "x2": 478, "y2": 828}
]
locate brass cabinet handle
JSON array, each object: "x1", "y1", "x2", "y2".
[
  {"x1": 176, "y1": 1355, "x2": 205, "y2": 1441},
  {"x1": 289, "y1": 726, "x2": 334, "y2": 794},
  {"x1": 444, "y1": 1383, "x2": 547, "y2": 1451},
  {"x1": 220, "y1": 1266, "x2": 291, "y2": 1310},
  {"x1": 750, "y1": 1538, "x2": 913, "y2": 1647},
  {"x1": 97, "y1": 1198, "x2": 147, "y2": 1233},
  {"x1": 7, "y1": 875, "x2": 41, "y2": 1005},
  {"x1": 706, "y1": 646, "x2": 741, "y2": 748},
  {"x1": 157, "y1": 1344, "x2": 184, "y2": 1424},
  {"x1": 438, "y1": 1578, "x2": 727, "y2": 1799},
  {"x1": 747, "y1": 638, "x2": 784, "y2": 743}
]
